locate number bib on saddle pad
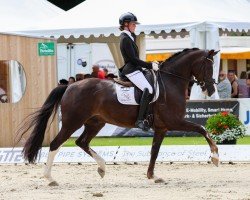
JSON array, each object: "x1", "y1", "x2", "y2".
[{"x1": 115, "y1": 70, "x2": 159, "y2": 105}]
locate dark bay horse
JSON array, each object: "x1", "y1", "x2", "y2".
[{"x1": 19, "y1": 48, "x2": 219, "y2": 185}]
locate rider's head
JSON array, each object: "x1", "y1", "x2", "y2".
[{"x1": 119, "y1": 12, "x2": 140, "y2": 32}]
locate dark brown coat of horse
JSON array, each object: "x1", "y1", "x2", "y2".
[{"x1": 19, "y1": 48, "x2": 219, "y2": 185}]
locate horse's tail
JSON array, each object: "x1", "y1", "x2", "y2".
[{"x1": 20, "y1": 85, "x2": 68, "y2": 163}]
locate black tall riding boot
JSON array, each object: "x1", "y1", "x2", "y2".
[{"x1": 135, "y1": 88, "x2": 150, "y2": 131}]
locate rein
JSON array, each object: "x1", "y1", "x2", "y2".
[
  {"x1": 158, "y1": 57, "x2": 216, "y2": 86},
  {"x1": 160, "y1": 70, "x2": 195, "y2": 83}
]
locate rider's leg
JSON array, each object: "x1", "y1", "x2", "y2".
[
  {"x1": 126, "y1": 71, "x2": 153, "y2": 94},
  {"x1": 135, "y1": 88, "x2": 151, "y2": 131},
  {"x1": 126, "y1": 71, "x2": 153, "y2": 131}
]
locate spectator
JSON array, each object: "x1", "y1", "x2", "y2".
[
  {"x1": 103, "y1": 68, "x2": 109, "y2": 78},
  {"x1": 84, "y1": 74, "x2": 92, "y2": 79},
  {"x1": 240, "y1": 71, "x2": 247, "y2": 79},
  {"x1": 228, "y1": 71, "x2": 239, "y2": 98},
  {"x1": 246, "y1": 72, "x2": 250, "y2": 86},
  {"x1": 58, "y1": 79, "x2": 68, "y2": 85},
  {"x1": 217, "y1": 70, "x2": 231, "y2": 99},
  {"x1": 247, "y1": 73, "x2": 250, "y2": 98},
  {"x1": 76, "y1": 73, "x2": 85, "y2": 81},
  {"x1": 91, "y1": 65, "x2": 105, "y2": 79},
  {"x1": 68, "y1": 76, "x2": 76, "y2": 84},
  {"x1": 106, "y1": 73, "x2": 118, "y2": 80}
]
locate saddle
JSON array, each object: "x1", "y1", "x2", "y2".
[{"x1": 114, "y1": 69, "x2": 158, "y2": 104}]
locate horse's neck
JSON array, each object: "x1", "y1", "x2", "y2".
[
  {"x1": 165, "y1": 57, "x2": 192, "y2": 77},
  {"x1": 164, "y1": 50, "x2": 205, "y2": 80},
  {"x1": 158, "y1": 53, "x2": 197, "y2": 100}
]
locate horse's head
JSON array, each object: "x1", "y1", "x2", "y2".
[{"x1": 191, "y1": 50, "x2": 219, "y2": 97}]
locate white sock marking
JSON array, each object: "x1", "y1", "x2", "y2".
[
  {"x1": 44, "y1": 149, "x2": 59, "y2": 183},
  {"x1": 89, "y1": 149, "x2": 105, "y2": 171}
]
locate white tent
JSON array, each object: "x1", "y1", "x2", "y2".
[
  {"x1": 19, "y1": 0, "x2": 250, "y2": 37},
  {"x1": 0, "y1": 0, "x2": 64, "y2": 32},
  {"x1": 16, "y1": 0, "x2": 250, "y2": 99}
]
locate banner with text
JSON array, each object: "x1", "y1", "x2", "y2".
[
  {"x1": 238, "y1": 98, "x2": 250, "y2": 133},
  {"x1": 185, "y1": 100, "x2": 239, "y2": 125},
  {"x1": 1, "y1": 146, "x2": 250, "y2": 164}
]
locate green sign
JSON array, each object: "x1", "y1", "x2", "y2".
[{"x1": 38, "y1": 42, "x2": 55, "y2": 56}]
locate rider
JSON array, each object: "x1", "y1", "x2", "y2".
[{"x1": 119, "y1": 12, "x2": 159, "y2": 131}]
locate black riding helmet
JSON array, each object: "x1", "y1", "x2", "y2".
[{"x1": 119, "y1": 12, "x2": 140, "y2": 28}]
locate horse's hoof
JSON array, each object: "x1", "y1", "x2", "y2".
[
  {"x1": 211, "y1": 157, "x2": 219, "y2": 167},
  {"x1": 211, "y1": 153, "x2": 219, "y2": 167},
  {"x1": 48, "y1": 181, "x2": 59, "y2": 186},
  {"x1": 154, "y1": 178, "x2": 165, "y2": 183},
  {"x1": 98, "y1": 167, "x2": 105, "y2": 178}
]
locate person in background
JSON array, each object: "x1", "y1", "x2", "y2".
[
  {"x1": 246, "y1": 72, "x2": 250, "y2": 86},
  {"x1": 228, "y1": 71, "x2": 239, "y2": 98},
  {"x1": 58, "y1": 79, "x2": 68, "y2": 85},
  {"x1": 84, "y1": 74, "x2": 92, "y2": 79},
  {"x1": 68, "y1": 76, "x2": 76, "y2": 84},
  {"x1": 106, "y1": 73, "x2": 118, "y2": 80},
  {"x1": 103, "y1": 68, "x2": 109, "y2": 78},
  {"x1": 76, "y1": 73, "x2": 85, "y2": 81},
  {"x1": 217, "y1": 70, "x2": 231, "y2": 99},
  {"x1": 91, "y1": 65, "x2": 105, "y2": 79},
  {"x1": 247, "y1": 73, "x2": 250, "y2": 98}
]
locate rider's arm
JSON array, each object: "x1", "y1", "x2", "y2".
[{"x1": 123, "y1": 37, "x2": 152, "y2": 69}]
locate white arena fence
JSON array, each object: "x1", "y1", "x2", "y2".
[{"x1": 1, "y1": 145, "x2": 250, "y2": 164}]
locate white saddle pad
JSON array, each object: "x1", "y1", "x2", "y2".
[{"x1": 115, "y1": 82, "x2": 159, "y2": 105}]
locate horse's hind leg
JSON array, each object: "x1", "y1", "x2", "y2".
[
  {"x1": 44, "y1": 126, "x2": 75, "y2": 186},
  {"x1": 75, "y1": 117, "x2": 106, "y2": 178},
  {"x1": 44, "y1": 148, "x2": 60, "y2": 186}
]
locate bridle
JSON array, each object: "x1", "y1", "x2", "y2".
[
  {"x1": 158, "y1": 56, "x2": 216, "y2": 86},
  {"x1": 157, "y1": 56, "x2": 216, "y2": 100}
]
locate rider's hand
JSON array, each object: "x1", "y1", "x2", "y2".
[{"x1": 152, "y1": 61, "x2": 159, "y2": 71}]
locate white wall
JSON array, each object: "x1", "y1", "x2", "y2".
[
  {"x1": 57, "y1": 43, "x2": 116, "y2": 81},
  {"x1": 90, "y1": 43, "x2": 117, "y2": 74}
]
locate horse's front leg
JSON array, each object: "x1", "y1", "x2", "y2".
[
  {"x1": 147, "y1": 130, "x2": 165, "y2": 183},
  {"x1": 177, "y1": 120, "x2": 219, "y2": 166}
]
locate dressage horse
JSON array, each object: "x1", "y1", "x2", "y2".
[{"x1": 19, "y1": 48, "x2": 219, "y2": 185}]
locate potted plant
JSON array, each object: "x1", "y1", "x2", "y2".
[{"x1": 205, "y1": 112, "x2": 246, "y2": 144}]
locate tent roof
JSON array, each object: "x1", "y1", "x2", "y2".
[
  {"x1": 146, "y1": 47, "x2": 250, "y2": 61},
  {"x1": 0, "y1": 0, "x2": 64, "y2": 32},
  {"x1": 17, "y1": 0, "x2": 250, "y2": 38}
]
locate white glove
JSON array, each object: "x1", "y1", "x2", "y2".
[{"x1": 152, "y1": 62, "x2": 159, "y2": 71}]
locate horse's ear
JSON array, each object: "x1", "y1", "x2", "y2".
[
  {"x1": 213, "y1": 50, "x2": 220, "y2": 56},
  {"x1": 208, "y1": 50, "x2": 215, "y2": 57},
  {"x1": 208, "y1": 49, "x2": 220, "y2": 57}
]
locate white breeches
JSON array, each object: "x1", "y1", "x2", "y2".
[{"x1": 126, "y1": 70, "x2": 153, "y2": 94}]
